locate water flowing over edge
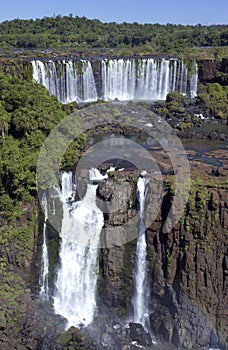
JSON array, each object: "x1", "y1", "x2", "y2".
[
  {"x1": 32, "y1": 58, "x2": 198, "y2": 103},
  {"x1": 39, "y1": 192, "x2": 49, "y2": 300},
  {"x1": 53, "y1": 169, "x2": 105, "y2": 329},
  {"x1": 132, "y1": 176, "x2": 151, "y2": 331},
  {"x1": 38, "y1": 171, "x2": 223, "y2": 349}
]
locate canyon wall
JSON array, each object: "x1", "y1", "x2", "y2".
[{"x1": 98, "y1": 173, "x2": 228, "y2": 349}]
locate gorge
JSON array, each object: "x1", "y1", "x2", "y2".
[
  {"x1": 34, "y1": 151, "x2": 227, "y2": 350},
  {"x1": 32, "y1": 102, "x2": 227, "y2": 350},
  {"x1": 0, "y1": 53, "x2": 227, "y2": 350}
]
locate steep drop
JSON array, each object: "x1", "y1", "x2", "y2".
[
  {"x1": 39, "y1": 192, "x2": 49, "y2": 301},
  {"x1": 32, "y1": 60, "x2": 97, "y2": 103},
  {"x1": 132, "y1": 176, "x2": 150, "y2": 329},
  {"x1": 53, "y1": 170, "x2": 104, "y2": 329}
]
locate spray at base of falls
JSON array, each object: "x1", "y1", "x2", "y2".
[{"x1": 53, "y1": 169, "x2": 105, "y2": 329}]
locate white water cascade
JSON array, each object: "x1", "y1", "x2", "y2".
[
  {"x1": 132, "y1": 176, "x2": 150, "y2": 329},
  {"x1": 53, "y1": 170, "x2": 104, "y2": 329},
  {"x1": 32, "y1": 58, "x2": 198, "y2": 103},
  {"x1": 39, "y1": 192, "x2": 49, "y2": 300},
  {"x1": 102, "y1": 58, "x2": 197, "y2": 101},
  {"x1": 32, "y1": 59, "x2": 97, "y2": 103}
]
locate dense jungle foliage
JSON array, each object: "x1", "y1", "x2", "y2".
[
  {"x1": 0, "y1": 15, "x2": 227, "y2": 54},
  {"x1": 0, "y1": 70, "x2": 85, "y2": 219}
]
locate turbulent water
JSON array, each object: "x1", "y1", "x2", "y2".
[
  {"x1": 132, "y1": 176, "x2": 150, "y2": 329},
  {"x1": 39, "y1": 192, "x2": 49, "y2": 300},
  {"x1": 32, "y1": 58, "x2": 198, "y2": 103},
  {"x1": 53, "y1": 170, "x2": 104, "y2": 329}
]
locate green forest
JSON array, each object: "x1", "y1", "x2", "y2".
[
  {"x1": 0, "y1": 15, "x2": 227, "y2": 54},
  {"x1": 0, "y1": 70, "x2": 86, "y2": 220}
]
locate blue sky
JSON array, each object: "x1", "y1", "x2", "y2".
[{"x1": 0, "y1": 0, "x2": 227, "y2": 25}]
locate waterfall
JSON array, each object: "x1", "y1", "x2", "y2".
[
  {"x1": 132, "y1": 176, "x2": 150, "y2": 329},
  {"x1": 53, "y1": 169, "x2": 104, "y2": 329},
  {"x1": 39, "y1": 192, "x2": 49, "y2": 300},
  {"x1": 102, "y1": 58, "x2": 136, "y2": 100},
  {"x1": 60, "y1": 171, "x2": 77, "y2": 201},
  {"x1": 32, "y1": 59, "x2": 97, "y2": 103},
  {"x1": 190, "y1": 63, "x2": 198, "y2": 98},
  {"x1": 32, "y1": 58, "x2": 198, "y2": 103}
]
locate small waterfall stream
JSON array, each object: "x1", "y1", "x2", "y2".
[
  {"x1": 39, "y1": 192, "x2": 49, "y2": 300},
  {"x1": 132, "y1": 176, "x2": 150, "y2": 329}
]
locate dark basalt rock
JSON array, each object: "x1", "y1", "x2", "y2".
[
  {"x1": 97, "y1": 172, "x2": 228, "y2": 350},
  {"x1": 129, "y1": 323, "x2": 153, "y2": 347}
]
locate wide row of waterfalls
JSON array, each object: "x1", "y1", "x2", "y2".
[{"x1": 32, "y1": 58, "x2": 198, "y2": 103}]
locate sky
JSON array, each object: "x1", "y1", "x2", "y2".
[{"x1": 0, "y1": 0, "x2": 227, "y2": 25}]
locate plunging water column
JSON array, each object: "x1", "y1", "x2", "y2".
[
  {"x1": 39, "y1": 192, "x2": 49, "y2": 300},
  {"x1": 32, "y1": 60, "x2": 98, "y2": 103},
  {"x1": 132, "y1": 176, "x2": 150, "y2": 329},
  {"x1": 53, "y1": 169, "x2": 104, "y2": 328}
]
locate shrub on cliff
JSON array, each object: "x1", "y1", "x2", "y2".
[
  {"x1": 198, "y1": 82, "x2": 228, "y2": 120},
  {"x1": 166, "y1": 91, "x2": 185, "y2": 103}
]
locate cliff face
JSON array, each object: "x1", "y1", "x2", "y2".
[
  {"x1": 198, "y1": 58, "x2": 228, "y2": 86},
  {"x1": 148, "y1": 184, "x2": 227, "y2": 349},
  {"x1": 98, "y1": 173, "x2": 228, "y2": 349},
  {"x1": 0, "y1": 170, "x2": 227, "y2": 350},
  {"x1": 0, "y1": 203, "x2": 37, "y2": 349}
]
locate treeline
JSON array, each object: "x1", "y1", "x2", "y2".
[{"x1": 0, "y1": 15, "x2": 227, "y2": 53}]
